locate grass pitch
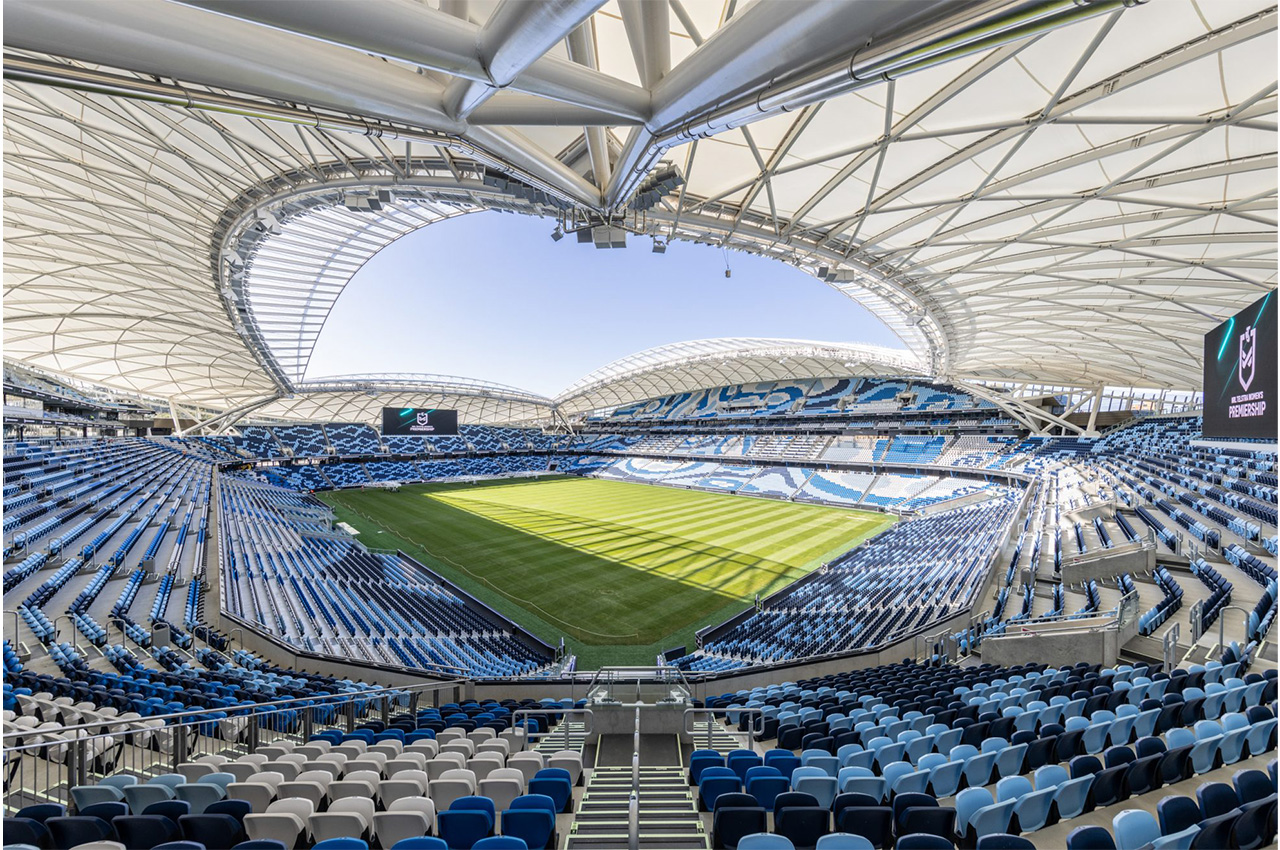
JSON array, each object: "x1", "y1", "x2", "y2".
[{"x1": 319, "y1": 475, "x2": 894, "y2": 666}]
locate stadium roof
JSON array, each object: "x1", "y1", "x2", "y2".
[{"x1": 3, "y1": 0, "x2": 1277, "y2": 423}]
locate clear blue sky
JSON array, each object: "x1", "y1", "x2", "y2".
[{"x1": 306, "y1": 212, "x2": 905, "y2": 396}]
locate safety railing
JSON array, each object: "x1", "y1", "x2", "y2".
[
  {"x1": 2, "y1": 677, "x2": 466, "y2": 815},
  {"x1": 683, "y1": 706, "x2": 764, "y2": 752},
  {"x1": 509, "y1": 706, "x2": 594, "y2": 754}
]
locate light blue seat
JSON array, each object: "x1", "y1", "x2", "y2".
[
  {"x1": 1187, "y1": 736, "x2": 1221, "y2": 775},
  {"x1": 70, "y1": 785, "x2": 124, "y2": 811},
  {"x1": 815, "y1": 833, "x2": 873, "y2": 850},
  {"x1": 793, "y1": 774, "x2": 837, "y2": 809},
  {"x1": 1218, "y1": 728, "x2": 1248, "y2": 765},
  {"x1": 970, "y1": 798, "x2": 1018, "y2": 840},
  {"x1": 1107, "y1": 716, "x2": 1137, "y2": 748},
  {"x1": 124, "y1": 784, "x2": 175, "y2": 813},
  {"x1": 842, "y1": 750, "x2": 876, "y2": 771},
  {"x1": 1133, "y1": 709, "x2": 1160, "y2": 740},
  {"x1": 927, "y1": 761, "x2": 965, "y2": 798},
  {"x1": 963, "y1": 751, "x2": 997, "y2": 788},
  {"x1": 1151, "y1": 827, "x2": 1200, "y2": 850},
  {"x1": 806, "y1": 756, "x2": 840, "y2": 778},
  {"x1": 880, "y1": 762, "x2": 913, "y2": 793},
  {"x1": 995, "y1": 776, "x2": 1032, "y2": 803},
  {"x1": 1113, "y1": 808, "x2": 1160, "y2": 850},
  {"x1": 874, "y1": 743, "x2": 906, "y2": 769},
  {"x1": 838, "y1": 767, "x2": 873, "y2": 790},
  {"x1": 1051, "y1": 775, "x2": 1094, "y2": 820},
  {"x1": 100, "y1": 776, "x2": 139, "y2": 792},
  {"x1": 1013, "y1": 786, "x2": 1056, "y2": 832},
  {"x1": 955, "y1": 787, "x2": 994, "y2": 837},
  {"x1": 905, "y1": 736, "x2": 934, "y2": 766},
  {"x1": 892, "y1": 768, "x2": 930, "y2": 797},
  {"x1": 1246, "y1": 718, "x2": 1276, "y2": 756},
  {"x1": 916, "y1": 753, "x2": 947, "y2": 774},
  {"x1": 841, "y1": 777, "x2": 886, "y2": 804},
  {"x1": 1081, "y1": 723, "x2": 1111, "y2": 755},
  {"x1": 1033, "y1": 765, "x2": 1068, "y2": 790},
  {"x1": 175, "y1": 783, "x2": 224, "y2": 814},
  {"x1": 995, "y1": 745, "x2": 1026, "y2": 779},
  {"x1": 933, "y1": 729, "x2": 962, "y2": 756},
  {"x1": 738, "y1": 835, "x2": 795, "y2": 850},
  {"x1": 836, "y1": 744, "x2": 864, "y2": 765},
  {"x1": 980, "y1": 738, "x2": 1008, "y2": 755}
]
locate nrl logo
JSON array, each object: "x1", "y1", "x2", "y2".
[
  {"x1": 1239, "y1": 325, "x2": 1256, "y2": 392},
  {"x1": 416, "y1": 412, "x2": 432, "y2": 426}
]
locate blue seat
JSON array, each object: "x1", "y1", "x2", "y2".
[
  {"x1": 737, "y1": 836, "x2": 796, "y2": 850},
  {"x1": 528, "y1": 770, "x2": 572, "y2": 814},
  {"x1": 176, "y1": 783, "x2": 225, "y2": 814},
  {"x1": 389, "y1": 839, "x2": 449, "y2": 850},
  {"x1": 500, "y1": 808, "x2": 554, "y2": 850},
  {"x1": 712, "y1": 803, "x2": 768, "y2": 850},
  {"x1": 1196, "y1": 782, "x2": 1240, "y2": 819},
  {"x1": 179, "y1": 813, "x2": 243, "y2": 850},
  {"x1": 69, "y1": 786, "x2": 123, "y2": 812},
  {"x1": 154, "y1": 843, "x2": 205, "y2": 850},
  {"x1": 895, "y1": 835, "x2": 952, "y2": 850},
  {"x1": 1066, "y1": 825, "x2": 1118, "y2": 850},
  {"x1": 78, "y1": 803, "x2": 128, "y2": 824},
  {"x1": 438, "y1": 807, "x2": 494, "y2": 849},
  {"x1": 46, "y1": 817, "x2": 114, "y2": 850},
  {"x1": 115, "y1": 815, "x2": 181, "y2": 850},
  {"x1": 15, "y1": 804, "x2": 66, "y2": 826},
  {"x1": 729, "y1": 751, "x2": 764, "y2": 782},
  {"x1": 1113, "y1": 809, "x2": 1160, "y2": 850},
  {"x1": 126, "y1": 784, "x2": 177, "y2": 813},
  {"x1": 313, "y1": 840, "x2": 367, "y2": 850},
  {"x1": 746, "y1": 776, "x2": 789, "y2": 810},
  {"x1": 814, "y1": 834, "x2": 873, "y2": 850},
  {"x1": 1234, "y1": 769, "x2": 1272, "y2": 804},
  {"x1": 3, "y1": 818, "x2": 50, "y2": 849},
  {"x1": 143, "y1": 801, "x2": 192, "y2": 823},
  {"x1": 233, "y1": 842, "x2": 289, "y2": 850},
  {"x1": 833, "y1": 804, "x2": 891, "y2": 847},
  {"x1": 976, "y1": 836, "x2": 1036, "y2": 850},
  {"x1": 700, "y1": 776, "x2": 743, "y2": 812},
  {"x1": 473, "y1": 838, "x2": 527, "y2": 849},
  {"x1": 691, "y1": 752, "x2": 727, "y2": 784}
]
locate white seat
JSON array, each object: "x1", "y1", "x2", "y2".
[
  {"x1": 386, "y1": 755, "x2": 426, "y2": 776},
  {"x1": 439, "y1": 740, "x2": 476, "y2": 758},
  {"x1": 276, "y1": 779, "x2": 327, "y2": 808},
  {"x1": 371, "y1": 811, "x2": 431, "y2": 849},
  {"x1": 67, "y1": 842, "x2": 125, "y2": 850},
  {"x1": 226, "y1": 781, "x2": 276, "y2": 812},
  {"x1": 257, "y1": 745, "x2": 291, "y2": 761},
  {"x1": 548, "y1": 750, "x2": 584, "y2": 785},
  {"x1": 467, "y1": 728, "x2": 497, "y2": 743},
  {"x1": 177, "y1": 762, "x2": 217, "y2": 782},
  {"x1": 302, "y1": 761, "x2": 342, "y2": 780},
  {"x1": 330, "y1": 796, "x2": 375, "y2": 825},
  {"x1": 329, "y1": 775, "x2": 378, "y2": 801},
  {"x1": 378, "y1": 778, "x2": 429, "y2": 809},
  {"x1": 344, "y1": 758, "x2": 384, "y2": 777},
  {"x1": 309, "y1": 812, "x2": 366, "y2": 844},
  {"x1": 196, "y1": 754, "x2": 229, "y2": 767},
  {"x1": 333, "y1": 742, "x2": 366, "y2": 760},
  {"x1": 261, "y1": 761, "x2": 302, "y2": 781},
  {"x1": 466, "y1": 754, "x2": 505, "y2": 782},
  {"x1": 436, "y1": 729, "x2": 467, "y2": 745},
  {"x1": 369, "y1": 742, "x2": 402, "y2": 760},
  {"x1": 478, "y1": 776, "x2": 523, "y2": 813},
  {"x1": 427, "y1": 778, "x2": 473, "y2": 811},
  {"x1": 244, "y1": 813, "x2": 306, "y2": 849},
  {"x1": 267, "y1": 797, "x2": 316, "y2": 821},
  {"x1": 507, "y1": 753, "x2": 545, "y2": 784},
  {"x1": 279, "y1": 753, "x2": 309, "y2": 767},
  {"x1": 238, "y1": 754, "x2": 270, "y2": 767},
  {"x1": 250, "y1": 771, "x2": 285, "y2": 791},
  {"x1": 426, "y1": 754, "x2": 467, "y2": 780},
  {"x1": 477, "y1": 739, "x2": 511, "y2": 758},
  {"x1": 295, "y1": 745, "x2": 329, "y2": 761},
  {"x1": 224, "y1": 762, "x2": 261, "y2": 783},
  {"x1": 406, "y1": 740, "x2": 439, "y2": 760}
]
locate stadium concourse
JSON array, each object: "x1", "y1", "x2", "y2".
[{"x1": 2, "y1": 1, "x2": 1278, "y2": 850}]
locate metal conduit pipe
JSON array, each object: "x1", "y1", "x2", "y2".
[{"x1": 606, "y1": 0, "x2": 1143, "y2": 207}]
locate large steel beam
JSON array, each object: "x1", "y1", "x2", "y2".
[
  {"x1": 5, "y1": 0, "x2": 465, "y2": 133},
  {"x1": 176, "y1": 0, "x2": 646, "y2": 122}
]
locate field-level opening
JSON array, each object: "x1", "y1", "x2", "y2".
[{"x1": 318, "y1": 475, "x2": 895, "y2": 668}]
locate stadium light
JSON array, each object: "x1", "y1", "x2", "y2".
[
  {"x1": 551, "y1": 226, "x2": 564, "y2": 242},
  {"x1": 652, "y1": 238, "x2": 667, "y2": 254}
]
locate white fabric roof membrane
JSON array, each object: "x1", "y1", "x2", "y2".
[{"x1": 2, "y1": 0, "x2": 1276, "y2": 420}]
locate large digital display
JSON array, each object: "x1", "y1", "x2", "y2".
[
  {"x1": 381, "y1": 408, "x2": 459, "y2": 436},
  {"x1": 1203, "y1": 293, "x2": 1275, "y2": 439}
]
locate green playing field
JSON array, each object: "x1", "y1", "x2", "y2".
[{"x1": 319, "y1": 475, "x2": 894, "y2": 667}]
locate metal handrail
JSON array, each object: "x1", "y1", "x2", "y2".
[
  {"x1": 1, "y1": 676, "x2": 467, "y2": 743},
  {"x1": 684, "y1": 706, "x2": 763, "y2": 751},
  {"x1": 510, "y1": 707, "x2": 594, "y2": 752}
]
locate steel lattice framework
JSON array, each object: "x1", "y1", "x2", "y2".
[{"x1": 3, "y1": 0, "x2": 1276, "y2": 424}]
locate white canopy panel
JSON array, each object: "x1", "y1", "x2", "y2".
[{"x1": 2, "y1": 0, "x2": 1275, "y2": 413}]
